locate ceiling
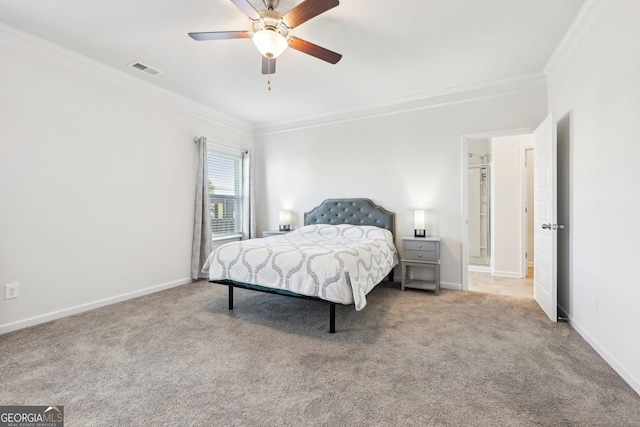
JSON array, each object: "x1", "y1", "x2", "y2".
[{"x1": 0, "y1": 0, "x2": 585, "y2": 127}]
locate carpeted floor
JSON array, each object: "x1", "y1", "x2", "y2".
[{"x1": 1, "y1": 281, "x2": 639, "y2": 426}]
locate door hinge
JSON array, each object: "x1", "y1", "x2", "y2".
[
  {"x1": 525, "y1": 252, "x2": 528, "y2": 259},
  {"x1": 525, "y1": 207, "x2": 528, "y2": 213}
]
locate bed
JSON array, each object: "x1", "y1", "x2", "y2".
[{"x1": 203, "y1": 198, "x2": 398, "y2": 333}]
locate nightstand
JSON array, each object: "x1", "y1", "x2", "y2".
[
  {"x1": 262, "y1": 230, "x2": 290, "y2": 238},
  {"x1": 400, "y1": 236, "x2": 441, "y2": 295}
]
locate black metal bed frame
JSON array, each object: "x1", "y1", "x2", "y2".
[
  {"x1": 209, "y1": 198, "x2": 396, "y2": 333},
  {"x1": 213, "y1": 280, "x2": 338, "y2": 333}
]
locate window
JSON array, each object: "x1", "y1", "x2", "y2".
[{"x1": 207, "y1": 149, "x2": 243, "y2": 238}]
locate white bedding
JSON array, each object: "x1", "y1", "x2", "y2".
[{"x1": 203, "y1": 224, "x2": 398, "y2": 310}]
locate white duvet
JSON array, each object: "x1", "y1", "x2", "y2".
[{"x1": 203, "y1": 224, "x2": 398, "y2": 310}]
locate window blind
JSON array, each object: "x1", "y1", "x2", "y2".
[{"x1": 207, "y1": 150, "x2": 243, "y2": 237}]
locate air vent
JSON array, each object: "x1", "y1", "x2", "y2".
[{"x1": 128, "y1": 61, "x2": 162, "y2": 76}]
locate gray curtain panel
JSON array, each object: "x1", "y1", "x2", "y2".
[
  {"x1": 242, "y1": 150, "x2": 256, "y2": 240},
  {"x1": 191, "y1": 136, "x2": 212, "y2": 280}
]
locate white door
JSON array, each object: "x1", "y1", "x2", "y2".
[{"x1": 533, "y1": 113, "x2": 558, "y2": 322}]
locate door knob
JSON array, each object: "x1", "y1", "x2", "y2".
[{"x1": 542, "y1": 223, "x2": 552, "y2": 229}]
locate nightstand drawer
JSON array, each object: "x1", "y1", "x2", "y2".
[
  {"x1": 404, "y1": 249, "x2": 437, "y2": 262},
  {"x1": 404, "y1": 240, "x2": 437, "y2": 251}
]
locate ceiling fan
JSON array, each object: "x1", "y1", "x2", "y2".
[{"x1": 188, "y1": 0, "x2": 342, "y2": 75}]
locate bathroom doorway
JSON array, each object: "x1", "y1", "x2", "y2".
[{"x1": 461, "y1": 128, "x2": 536, "y2": 292}]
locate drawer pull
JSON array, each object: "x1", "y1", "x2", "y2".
[
  {"x1": 418, "y1": 253, "x2": 422, "y2": 257},
  {"x1": 417, "y1": 244, "x2": 422, "y2": 248}
]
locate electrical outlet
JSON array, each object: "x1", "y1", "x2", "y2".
[
  {"x1": 5, "y1": 283, "x2": 20, "y2": 300},
  {"x1": 592, "y1": 293, "x2": 598, "y2": 313}
]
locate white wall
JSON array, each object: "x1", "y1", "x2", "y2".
[
  {"x1": 546, "y1": 0, "x2": 640, "y2": 394},
  {"x1": 0, "y1": 40, "x2": 252, "y2": 332},
  {"x1": 491, "y1": 134, "x2": 533, "y2": 277},
  {"x1": 254, "y1": 90, "x2": 547, "y2": 289}
]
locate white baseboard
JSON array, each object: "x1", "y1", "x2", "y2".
[
  {"x1": 441, "y1": 281, "x2": 462, "y2": 291},
  {"x1": 492, "y1": 270, "x2": 524, "y2": 278},
  {"x1": 0, "y1": 277, "x2": 192, "y2": 335},
  {"x1": 469, "y1": 265, "x2": 492, "y2": 273},
  {"x1": 569, "y1": 318, "x2": 640, "y2": 396}
]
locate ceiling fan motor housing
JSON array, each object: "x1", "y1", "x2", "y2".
[{"x1": 252, "y1": 10, "x2": 289, "y2": 37}]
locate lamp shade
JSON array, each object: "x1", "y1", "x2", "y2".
[
  {"x1": 252, "y1": 29, "x2": 288, "y2": 58},
  {"x1": 414, "y1": 210, "x2": 426, "y2": 230},
  {"x1": 279, "y1": 210, "x2": 292, "y2": 231}
]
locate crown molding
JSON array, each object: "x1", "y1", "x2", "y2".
[
  {"x1": 0, "y1": 22, "x2": 551, "y2": 137},
  {"x1": 254, "y1": 72, "x2": 548, "y2": 135},
  {"x1": 0, "y1": 23, "x2": 254, "y2": 135},
  {"x1": 544, "y1": 0, "x2": 616, "y2": 81}
]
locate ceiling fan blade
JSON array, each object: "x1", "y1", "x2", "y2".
[
  {"x1": 282, "y1": 0, "x2": 339, "y2": 28},
  {"x1": 188, "y1": 31, "x2": 251, "y2": 41},
  {"x1": 230, "y1": 0, "x2": 261, "y2": 20},
  {"x1": 289, "y1": 37, "x2": 342, "y2": 64},
  {"x1": 262, "y1": 56, "x2": 276, "y2": 75}
]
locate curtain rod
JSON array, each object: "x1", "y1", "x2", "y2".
[{"x1": 193, "y1": 137, "x2": 248, "y2": 154}]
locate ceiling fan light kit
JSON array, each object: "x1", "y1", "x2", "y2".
[
  {"x1": 252, "y1": 30, "x2": 288, "y2": 59},
  {"x1": 188, "y1": 0, "x2": 342, "y2": 81}
]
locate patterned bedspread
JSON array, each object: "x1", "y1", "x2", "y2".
[{"x1": 203, "y1": 224, "x2": 398, "y2": 310}]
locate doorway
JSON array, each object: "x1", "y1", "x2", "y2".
[
  {"x1": 462, "y1": 117, "x2": 572, "y2": 321},
  {"x1": 461, "y1": 128, "x2": 535, "y2": 292}
]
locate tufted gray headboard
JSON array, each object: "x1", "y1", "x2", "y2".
[{"x1": 304, "y1": 199, "x2": 395, "y2": 236}]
